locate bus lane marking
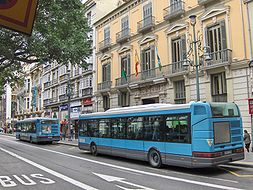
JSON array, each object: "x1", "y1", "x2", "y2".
[
  {"x1": 0, "y1": 147, "x2": 98, "y2": 190},
  {"x1": 0, "y1": 139, "x2": 244, "y2": 190},
  {"x1": 93, "y1": 173, "x2": 154, "y2": 190}
]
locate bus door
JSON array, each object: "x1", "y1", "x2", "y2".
[
  {"x1": 98, "y1": 119, "x2": 111, "y2": 155},
  {"x1": 164, "y1": 115, "x2": 192, "y2": 165},
  {"x1": 143, "y1": 116, "x2": 165, "y2": 161},
  {"x1": 110, "y1": 118, "x2": 126, "y2": 157},
  {"x1": 125, "y1": 117, "x2": 145, "y2": 160}
]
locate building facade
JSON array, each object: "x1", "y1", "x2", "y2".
[
  {"x1": 41, "y1": 0, "x2": 120, "y2": 123},
  {"x1": 94, "y1": 0, "x2": 252, "y2": 131},
  {"x1": 15, "y1": 64, "x2": 43, "y2": 120}
]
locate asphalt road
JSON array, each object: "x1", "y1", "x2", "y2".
[{"x1": 0, "y1": 135, "x2": 253, "y2": 190}]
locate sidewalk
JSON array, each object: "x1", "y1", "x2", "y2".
[
  {"x1": 58, "y1": 138, "x2": 78, "y2": 147},
  {"x1": 231, "y1": 152, "x2": 253, "y2": 167}
]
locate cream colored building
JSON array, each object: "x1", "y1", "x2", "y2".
[{"x1": 94, "y1": 0, "x2": 252, "y2": 131}]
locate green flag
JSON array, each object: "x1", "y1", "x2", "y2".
[{"x1": 121, "y1": 69, "x2": 127, "y2": 81}]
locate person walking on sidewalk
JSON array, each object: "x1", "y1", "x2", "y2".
[{"x1": 244, "y1": 130, "x2": 251, "y2": 152}]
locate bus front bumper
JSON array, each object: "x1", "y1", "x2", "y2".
[{"x1": 191, "y1": 152, "x2": 245, "y2": 168}]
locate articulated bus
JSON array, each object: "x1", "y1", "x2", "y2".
[
  {"x1": 15, "y1": 118, "x2": 60, "y2": 143},
  {"x1": 78, "y1": 102, "x2": 244, "y2": 168}
]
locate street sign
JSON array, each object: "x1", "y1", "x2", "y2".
[
  {"x1": 0, "y1": 0, "x2": 38, "y2": 35},
  {"x1": 248, "y1": 98, "x2": 253, "y2": 114}
]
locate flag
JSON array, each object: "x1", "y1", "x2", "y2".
[
  {"x1": 135, "y1": 50, "x2": 139, "y2": 76},
  {"x1": 156, "y1": 46, "x2": 162, "y2": 71},
  {"x1": 121, "y1": 68, "x2": 127, "y2": 81}
]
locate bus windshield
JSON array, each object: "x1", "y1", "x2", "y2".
[
  {"x1": 210, "y1": 102, "x2": 240, "y2": 117},
  {"x1": 40, "y1": 120, "x2": 58, "y2": 125}
]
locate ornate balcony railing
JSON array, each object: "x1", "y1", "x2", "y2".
[
  {"x1": 137, "y1": 16, "x2": 155, "y2": 33},
  {"x1": 71, "y1": 91, "x2": 80, "y2": 98},
  {"x1": 164, "y1": 1, "x2": 185, "y2": 21},
  {"x1": 44, "y1": 82, "x2": 51, "y2": 89},
  {"x1": 52, "y1": 78, "x2": 58, "y2": 85},
  {"x1": 198, "y1": 0, "x2": 216, "y2": 5},
  {"x1": 116, "y1": 29, "x2": 131, "y2": 43},
  {"x1": 59, "y1": 94, "x2": 68, "y2": 101},
  {"x1": 204, "y1": 49, "x2": 232, "y2": 68},
  {"x1": 97, "y1": 81, "x2": 112, "y2": 91},
  {"x1": 99, "y1": 38, "x2": 112, "y2": 52},
  {"x1": 172, "y1": 60, "x2": 187, "y2": 73}
]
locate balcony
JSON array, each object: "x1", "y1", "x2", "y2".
[
  {"x1": 212, "y1": 93, "x2": 227, "y2": 102},
  {"x1": 97, "y1": 81, "x2": 112, "y2": 92},
  {"x1": 204, "y1": 49, "x2": 232, "y2": 69},
  {"x1": 43, "y1": 99, "x2": 51, "y2": 106},
  {"x1": 82, "y1": 65, "x2": 93, "y2": 74},
  {"x1": 72, "y1": 91, "x2": 80, "y2": 98},
  {"x1": 52, "y1": 78, "x2": 58, "y2": 85},
  {"x1": 198, "y1": 0, "x2": 216, "y2": 6},
  {"x1": 43, "y1": 65, "x2": 51, "y2": 73},
  {"x1": 74, "y1": 69, "x2": 80, "y2": 77},
  {"x1": 137, "y1": 16, "x2": 155, "y2": 33},
  {"x1": 44, "y1": 82, "x2": 51, "y2": 89},
  {"x1": 99, "y1": 38, "x2": 112, "y2": 52},
  {"x1": 81, "y1": 87, "x2": 93, "y2": 97},
  {"x1": 59, "y1": 94, "x2": 68, "y2": 101},
  {"x1": 59, "y1": 74, "x2": 69, "y2": 82},
  {"x1": 164, "y1": 1, "x2": 185, "y2": 21},
  {"x1": 116, "y1": 29, "x2": 131, "y2": 44},
  {"x1": 172, "y1": 61, "x2": 188, "y2": 74},
  {"x1": 51, "y1": 97, "x2": 58, "y2": 103},
  {"x1": 115, "y1": 65, "x2": 169, "y2": 88}
]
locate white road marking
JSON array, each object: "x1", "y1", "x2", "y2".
[
  {"x1": 112, "y1": 168, "x2": 143, "y2": 176},
  {"x1": 0, "y1": 147, "x2": 98, "y2": 190},
  {"x1": 93, "y1": 173, "x2": 154, "y2": 190},
  {"x1": 146, "y1": 167, "x2": 239, "y2": 184},
  {"x1": 0, "y1": 137, "x2": 244, "y2": 190}
]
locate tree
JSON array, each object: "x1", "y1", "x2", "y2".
[{"x1": 0, "y1": 0, "x2": 92, "y2": 96}]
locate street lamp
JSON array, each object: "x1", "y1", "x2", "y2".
[
  {"x1": 248, "y1": 60, "x2": 253, "y2": 152},
  {"x1": 67, "y1": 67, "x2": 72, "y2": 141},
  {"x1": 183, "y1": 15, "x2": 211, "y2": 102}
]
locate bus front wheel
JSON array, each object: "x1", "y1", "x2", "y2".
[
  {"x1": 90, "y1": 143, "x2": 98, "y2": 156},
  {"x1": 148, "y1": 149, "x2": 162, "y2": 168}
]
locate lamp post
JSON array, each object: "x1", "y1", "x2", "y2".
[
  {"x1": 249, "y1": 60, "x2": 253, "y2": 152},
  {"x1": 183, "y1": 15, "x2": 211, "y2": 102},
  {"x1": 67, "y1": 68, "x2": 71, "y2": 141}
]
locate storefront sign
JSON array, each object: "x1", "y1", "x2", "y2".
[
  {"x1": 70, "y1": 101, "x2": 81, "y2": 108},
  {"x1": 52, "y1": 107, "x2": 59, "y2": 112},
  {"x1": 0, "y1": 0, "x2": 38, "y2": 35},
  {"x1": 60, "y1": 104, "x2": 68, "y2": 111},
  {"x1": 83, "y1": 98, "x2": 92, "y2": 106},
  {"x1": 248, "y1": 98, "x2": 253, "y2": 114}
]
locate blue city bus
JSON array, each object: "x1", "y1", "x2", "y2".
[
  {"x1": 78, "y1": 102, "x2": 244, "y2": 168},
  {"x1": 15, "y1": 117, "x2": 60, "y2": 143}
]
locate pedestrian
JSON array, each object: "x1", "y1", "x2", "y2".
[
  {"x1": 69, "y1": 124, "x2": 74, "y2": 141},
  {"x1": 244, "y1": 130, "x2": 251, "y2": 152}
]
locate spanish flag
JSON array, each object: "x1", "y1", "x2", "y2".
[{"x1": 135, "y1": 50, "x2": 139, "y2": 76}]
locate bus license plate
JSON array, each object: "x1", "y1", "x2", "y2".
[
  {"x1": 48, "y1": 137, "x2": 52, "y2": 139},
  {"x1": 224, "y1": 150, "x2": 232, "y2": 155}
]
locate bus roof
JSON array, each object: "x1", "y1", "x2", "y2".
[
  {"x1": 17, "y1": 117, "x2": 58, "y2": 123},
  {"x1": 79, "y1": 103, "x2": 193, "y2": 119}
]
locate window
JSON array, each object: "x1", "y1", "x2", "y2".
[
  {"x1": 121, "y1": 55, "x2": 131, "y2": 76},
  {"x1": 143, "y1": 3, "x2": 152, "y2": 26},
  {"x1": 165, "y1": 114, "x2": 190, "y2": 143},
  {"x1": 59, "y1": 84, "x2": 67, "y2": 95},
  {"x1": 121, "y1": 16, "x2": 129, "y2": 36},
  {"x1": 104, "y1": 27, "x2": 110, "y2": 45},
  {"x1": 174, "y1": 80, "x2": 186, "y2": 104},
  {"x1": 79, "y1": 121, "x2": 88, "y2": 136},
  {"x1": 99, "y1": 120, "x2": 110, "y2": 138},
  {"x1": 141, "y1": 46, "x2": 155, "y2": 71},
  {"x1": 87, "y1": 120, "x2": 99, "y2": 137},
  {"x1": 170, "y1": 0, "x2": 183, "y2": 13},
  {"x1": 118, "y1": 91, "x2": 130, "y2": 107},
  {"x1": 58, "y1": 65, "x2": 67, "y2": 76},
  {"x1": 171, "y1": 35, "x2": 186, "y2": 73},
  {"x1": 126, "y1": 117, "x2": 143, "y2": 140},
  {"x1": 206, "y1": 20, "x2": 227, "y2": 61},
  {"x1": 211, "y1": 72, "x2": 227, "y2": 102},
  {"x1": 27, "y1": 98, "x2": 30, "y2": 109},
  {"x1": 143, "y1": 116, "x2": 163, "y2": 141},
  {"x1": 102, "y1": 63, "x2": 111, "y2": 82},
  {"x1": 103, "y1": 95, "x2": 110, "y2": 111},
  {"x1": 111, "y1": 118, "x2": 126, "y2": 139}
]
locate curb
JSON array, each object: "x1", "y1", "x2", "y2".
[
  {"x1": 57, "y1": 141, "x2": 78, "y2": 147},
  {"x1": 227, "y1": 161, "x2": 253, "y2": 168}
]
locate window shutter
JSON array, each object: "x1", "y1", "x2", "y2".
[
  {"x1": 127, "y1": 55, "x2": 131, "y2": 75},
  {"x1": 151, "y1": 46, "x2": 155, "y2": 69},
  {"x1": 141, "y1": 50, "x2": 145, "y2": 71},
  {"x1": 118, "y1": 93, "x2": 122, "y2": 107},
  {"x1": 107, "y1": 64, "x2": 111, "y2": 82},
  {"x1": 220, "y1": 20, "x2": 227, "y2": 50},
  {"x1": 181, "y1": 35, "x2": 187, "y2": 61},
  {"x1": 204, "y1": 27, "x2": 209, "y2": 47}
]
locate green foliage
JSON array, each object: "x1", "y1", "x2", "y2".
[{"x1": 0, "y1": 0, "x2": 92, "y2": 96}]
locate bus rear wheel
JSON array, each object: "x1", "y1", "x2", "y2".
[
  {"x1": 148, "y1": 149, "x2": 162, "y2": 168},
  {"x1": 90, "y1": 143, "x2": 98, "y2": 156}
]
